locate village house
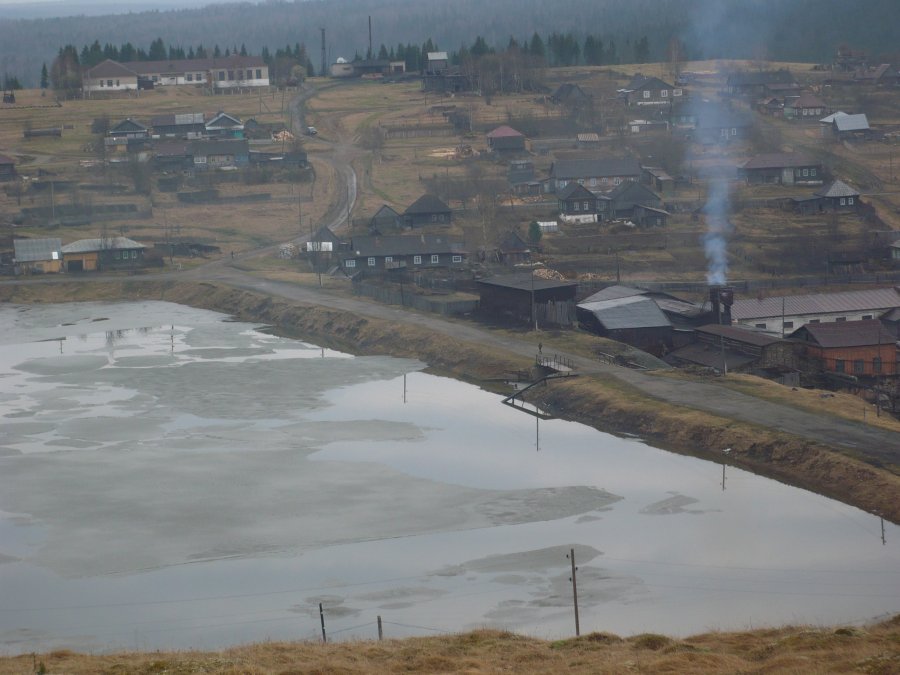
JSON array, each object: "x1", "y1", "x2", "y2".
[
  {"x1": 204, "y1": 112, "x2": 244, "y2": 139},
  {"x1": 738, "y1": 152, "x2": 823, "y2": 185},
  {"x1": 13, "y1": 238, "x2": 62, "y2": 274},
  {"x1": 783, "y1": 92, "x2": 829, "y2": 120},
  {"x1": 108, "y1": 119, "x2": 150, "y2": 140},
  {"x1": 557, "y1": 183, "x2": 608, "y2": 222},
  {"x1": 494, "y1": 230, "x2": 532, "y2": 266},
  {"x1": 486, "y1": 125, "x2": 526, "y2": 154},
  {"x1": 61, "y1": 237, "x2": 146, "y2": 272},
  {"x1": 731, "y1": 286, "x2": 900, "y2": 334},
  {"x1": 341, "y1": 234, "x2": 466, "y2": 273},
  {"x1": 129, "y1": 55, "x2": 269, "y2": 89},
  {"x1": 793, "y1": 179, "x2": 861, "y2": 214},
  {"x1": 550, "y1": 83, "x2": 591, "y2": 106},
  {"x1": 425, "y1": 51, "x2": 449, "y2": 74},
  {"x1": 82, "y1": 59, "x2": 142, "y2": 92},
  {"x1": 477, "y1": 274, "x2": 578, "y2": 327},
  {"x1": 607, "y1": 180, "x2": 663, "y2": 219},
  {"x1": 0, "y1": 153, "x2": 16, "y2": 181},
  {"x1": 152, "y1": 141, "x2": 193, "y2": 170},
  {"x1": 402, "y1": 194, "x2": 452, "y2": 227},
  {"x1": 548, "y1": 156, "x2": 642, "y2": 192},
  {"x1": 789, "y1": 319, "x2": 898, "y2": 378},
  {"x1": 851, "y1": 63, "x2": 899, "y2": 87},
  {"x1": 152, "y1": 113, "x2": 207, "y2": 139},
  {"x1": 641, "y1": 166, "x2": 675, "y2": 194},
  {"x1": 507, "y1": 159, "x2": 540, "y2": 196},
  {"x1": 693, "y1": 104, "x2": 754, "y2": 144},
  {"x1": 191, "y1": 139, "x2": 249, "y2": 170},
  {"x1": 725, "y1": 69, "x2": 797, "y2": 97},
  {"x1": 621, "y1": 74, "x2": 683, "y2": 106}
]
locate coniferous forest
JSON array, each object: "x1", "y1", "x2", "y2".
[{"x1": 1, "y1": 0, "x2": 899, "y2": 87}]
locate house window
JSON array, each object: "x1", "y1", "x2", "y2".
[
  {"x1": 368, "y1": 257, "x2": 375, "y2": 266},
  {"x1": 874, "y1": 357, "x2": 883, "y2": 373},
  {"x1": 197, "y1": 73, "x2": 203, "y2": 81},
  {"x1": 132, "y1": 250, "x2": 138, "y2": 259},
  {"x1": 862, "y1": 314, "x2": 873, "y2": 320},
  {"x1": 835, "y1": 359, "x2": 845, "y2": 373},
  {"x1": 643, "y1": 90, "x2": 650, "y2": 99},
  {"x1": 385, "y1": 256, "x2": 393, "y2": 263},
  {"x1": 452, "y1": 255, "x2": 462, "y2": 263},
  {"x1": 187, "y1": 74, "x2": 193, "y2": 81},
  {"x1": 783, "y1": 321, "x2": 794, "y2": 329},
  {"x1": 848, "y1": 197, "x2": 854, "y2": 205},
  {"x1": 345, "y1": 259, "x2": 356, "y2": 268},
  {"x1": 573, "y1": 201, "x2": 580, "y2": 211},
  {"x1": 218, "y1": 71, "x2": 226, "y2": 81},
  {"x1": 590, "y1": 178, "x2": 596, "y2": 187},
  {"x1": 583, "y1": 201, "x2": 589, "y2": 211},
  {"x1": 99, "y1": 80, "x2": 104, "y2": 87},
  {"x1": 673, "y1": 88, "x2": 682, "y2": 96},
  {"x1": 853, "y1": 359, "x2": 864, "y2": 374},
  {"x1": 840, "y1": 198, "x2": 846, "y2": 206},
  {"x1": 115, "y1": 80, "x2": 120, "y2": 86},
  {"x1": 559, "y1": 180, "x2": 567, "y2": 188},
  {"x1": 255, "y1": 69, "x2": 262, "y2": 79},
  {"x1": 107, "y1": 79, "x2": 113, "y2": 87},
  {"x1": 413, "y1": 255, "x2": 422, "y2": 265},
  {"x1": 237, "y1": 70, "x2": 244, "y2": 80},
  {"x1": 836, "y1": 317, "x2": 846, "y2": 322},
  {"x1": 430, "y1": 254, "x2": 439, "y2": 263},
  {"x1": 601, "y1": 177, "x2": 608, "y2": 184},
  {"x1": 809, "y1": 319, "x2": 820, "y2": 323},
  {"x1": 614, "y1": 177, "x2": 622, "y2": 185},
  {"x1": 578, "y1": 178, "x2": 584, "y2": 185},
  {"x1": 152, "y1": 76, "x2": 159, "y2": 82},
  {"x1": 802, "y1": 169, "x2": 809, "y2": 177},
  {"x1": 731, "y1": 128, "x2": 737, "y2": 136},
  {"x1": 811, "y1": 168, "x2": 816, "y2": 176},
  {"x1": 661, "y1": 89, "x2": 668, "y2": 97},
  {"x1": 228, "y1": 70, "x2": 235, "y2": 80},
  {"x1": 755, "y1": 323, "x2": 766, "y2": 329}
]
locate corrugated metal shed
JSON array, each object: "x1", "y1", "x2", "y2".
[
  {"x1": 834, "y1": 113, "x2": 869, "y2": 132},
  {"x1": 696, "y1": 324, "x2": 782, "y2": 347},
  {"x1": 577, "y1": 295, "x2": 670, "y2": 330},
  {"x1": 732, "y1": 287, "x2": 900, "y2": 320},
  {"x1": 790, "y1": 319, "x2": 895, "y2": 348},
  {"x1": 13, "y1": 238, "x2": 62, "y2": 262},
  {"x1": 61, "y1": 237, "x2": 145, "y2": 254}
]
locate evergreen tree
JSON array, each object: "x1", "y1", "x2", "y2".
[
  {"x1": 529, "y1": 32, "x2": 545, "y2": 59},
  {"x1": 634, "y1": 35, "x2": 650, "y2": 63},
  {"x1": 196, "y1": 44, "x2": 207, "y2": 59},
  {"x1": 213, "y1": 45, "x2": 221, "y2": 58},
  {"x1": 261, "y1": 46, "x2": 271, "y2": 64},
  {"x1": 120, "y1": 42, "x2": 136, "y2": 62},
  {"x1": 378, "y1": 44, "x2": 389, "y2": 60},
  {"x1": 240, "y1": 43, "x2": 247, "y2": 56},
  {"x1": 40, "y1": 62, "x2": 49, "y2": 89},
  {"x1": 471, "y1": 36, "x2": 491, "y2": 58},
  {"x1": 148, "y1": 37, "x2": 166, "y2": 61}
]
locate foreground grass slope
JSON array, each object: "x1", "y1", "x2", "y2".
[{"x1": 3, "y1": 616, "x2": 898, "y2": 674}]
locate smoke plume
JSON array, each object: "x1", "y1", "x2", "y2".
[{"x1": 702, "y1": 178, "x2": 731, "y2": 286}]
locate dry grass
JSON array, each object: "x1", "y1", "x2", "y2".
[{"x1": 2, "y1": 617, "x2": 898, "y2": 674}]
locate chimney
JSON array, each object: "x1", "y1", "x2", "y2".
[{"x1": 709, "y1": 286, "x2": 734, "y2": 325}]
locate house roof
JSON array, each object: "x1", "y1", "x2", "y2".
[
  {"x1": 427, "y1": 52, "x2": 449, "y2": 61},
  {"x1": 833, "y1": 113, "x2": 869, "y2": 132},
  {"x1": 577, "y1": 295, "x2": 671, "y2": 330},
  {"x1": 371, "y1": 204, "x2": 400, "y2": 220},
  {"x1": 154, "y1": 141, "x2": 191, "y2": 157},
  {"x1": 815, "y1": 179, "x2": 859, "y2": 198},
  {"x1": 552, "y1": 83, "x2": 590, "y2": 102},
  {"x1": 557, "y1": 183, "x2": 597, "y2": 200},
  {"x1": 312, "y1": 226, "x2": 342, "y2": 243},
  {"x1": 608, "y1": 180, "x2": 661, "y2": 207},
  {"x1": 477, "y1": 274, "x2": 578, "y2": 292},
  {"x1": 62, "y1": 237, "x2": 145, "y2": 254},
  {"x1": 741, "y1": 152, "x2": 818, "y2": 170},
  {"x1": 497, "y1": 230, "x2": 530, "y2": 253},
  {"x1": 348, "y1": 234, "x2": 463, "y2": 257},
  {"x1": 695, "y1": 324, "x2": 782, "y2": 347},
  {"x1": 790, "y1": 319, "x2": 896, "y2": 348},
  {"x1": 551, "y1": 156, "x2": 641, "y2": 180},
  {"x1": 487, "y1": 125, "x2": 524, "y2": 139},
  {"x1": 126, "y1": 55, "x2": 265, "y2": 75},
  {"x1": 786, "y1": 92, "x2": 827, "y2": 108},
  {"x1": 404, "y1": 194, "x2": 450, "y2": 215},
  {"x1": 85, "y1": 59, "x2": 139, "y2": 79},
  {"x1": 13, "y1": 238, "x2": 62, "y2": 262},
  {"x1": 623, "y1": 75, "x2": 674, "y2": 91},
  {"x1": 820, "y1": 111, "x2": 848, "y2": 123},
  {"x1": 110, "y1": 118, "x2": 148, "y2": 133},
  {"x1": 151, "y1": 112, "x2": 206, "y2": 127},
  {"x1": 191, "y1": 139, "x2": 249, "y2": 155},
  {"x1": 205, "y1": 112, "x2": 243, "y2": 128},
  {"x1": 666, "y1": 343, "x2": 756, "y2": 371},
  {"x1": 731, "y1": 287, "x2": 900, "y2": 320},
  {"x1": 643, "y1": 166, "x2": 673, "y2": 180},
  {"x1": 580, "y1": 285, "x2": 647, "y2": 303}
]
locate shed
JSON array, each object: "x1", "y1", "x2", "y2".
[
  {"x1": 739, "y1": 152, "x2": 823, "y2": 185},
  {"x1": 477, "y1": 274, "x2": 578, "y2": 327},
  {"x1": 832, "y1": 113, "x2": 871, "y2": 139},
  {"x1": 576, "y1": 294, "x2": 672, "y2": 353},
  {"x1": 61, "y1": 237, "x2": 146, "y2": 272},
  {"x1": 495, "y1": 230, "x2": 531, "y2": 265},
  {"x1": 0, "y1": 153, "x2": 16, "y2": 181},
  {"x1": 369, "y1": 204, "x2": 402, "y2": 233},
  {"x1": 608, "y1": 180, "x2": 662, "y2": 218},
  {"x1": 486, "y1": 125, "x2": 526, "y2": 153},
  {"x1": 403, "y1": 194, "x2": 451, "y2": 227},
  {"x1": 13, "y1": 238, "x2": 63, "y2": 273}
]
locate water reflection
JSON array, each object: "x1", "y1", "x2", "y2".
[{"x1": 0, "y1": 301, "x2": 898, "y2": 655}]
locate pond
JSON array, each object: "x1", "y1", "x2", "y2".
[{"x1": 0, "y1": 301, "x2": 897, "y2": 653}]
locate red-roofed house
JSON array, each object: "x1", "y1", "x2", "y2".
[{"x1": 486, "y1": 125, "x2": 526, "y2": 153}]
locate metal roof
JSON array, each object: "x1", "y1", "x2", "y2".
[
  {"x1": 13, "y1": 238, "x2": 62, "y2": 262},
  {"x1": 85, "y1": 59, "x2": 139, "y2": 79},
  {"x1": 427, "y1": 52, "x2": 448, "y2": 60},
  {"x1": 61, "y1": 237, "x2": 145, "y2": 254},
  {"x1": 666, "y1": 343, "x2": 756, "y2": 371},
  {"x1": 550, "y1": 157, "x2": 641, "y2": 180},
  {"x1": 834, "y1": 113, "x2": 869, "y2": 132},
  {"x1": 348, "y1": 234, "x2": 463, "y2": 257},
  {"x1": 695, "y1": 324, "x2": 782, "y2": 347},
  {"x1": 731, "y1": 287, "x2": 900, "y2": 320},
  {"x1": 487, "y1": 125, "x2": 524, "y2": 138},
  {"x1": 478, "y1": 274, "x2": 578, "y2": 292},
  {"x1": 404, "y1": 194, "x2": 450, "y2": 215},
  {"x1": 790, "y1": 319, "x2": 896, "y2": 348},
  {"x1": 577, "y1": 295, "x2": 671, "y2": 330},
  {"x1": 580, "y1": 285, "x2": 647, "y2": 303},
  {"x1": 815, "y1": 179, "x2": 859, "y2": 198},
  {"x1": 127, "y1": 55, "x2": 266, "y2": 75}
]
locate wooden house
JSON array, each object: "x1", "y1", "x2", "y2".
[
  {"x1": 205, "y1": 112, "x2": 244, "y2": 139},
  {"x1": 108, "y1": 119, "x2": 150, "y2": 140},
  {"x1": 641, "y1": 167, "x2": 675, "y2": 194},
  {"x1": 792, "y1": 179, "x2": 861, "y2": 214},
  {"x1": 725, "y1": 70, "x2": 796, "y2": 97},
  {"x1": 153, "y1": 141, "x2": 193, "y2": 170},
  {"x1": 739, "y1": 153, "x2": 823, "y2": 185},
  {"x1": 495, "y1": 230, "x2": 531, "y2": 265},
  {"x1": 425, "y1": 52, "x2": 449, "y2": 74},
  {"x1": 693, "y1": 104, "x2": 754, "y2": 144},
  {"x1": 621, "y1": 74, "x2": 683, "y2": 106},
  {"x1": 13, "y1": 238, "x2": 62, "y2": 274},
  {"x1": 789, "y1": 319, "x2": 898, "y2": 377},
  {"x1": 190, "y1": 139, "x2": 249, "y2": 170},
  {"x1": 832, "y1": 113, "x2": 872, "y2": 140},
  {"x1": 633, "y1": 204, "x2": 669, "y2": 228},
  {"x1": 61, "y1": 237, "x2": 146, "y2": 272},
  {"x1": 608, "y1": 180, "x2": 662, "y2": 218},
  {"x1": 341, "y1": 234, "x2": 465, "y2": 272},
  {"x1": 550, "y1": 83, "x2": 591, "y2": 107},
  {"x1": 403, "y1": 194, "x2": 452, "y2": 227},
  {"x1": 548, "y1": 156, "x2": 641, "y2": 192},
  {"x1": 152, "y1": 113, "x2": 207, "y2": 139},
  {"x1": 557, "y1": 183, "x2": 607, "y2": 220},
  {"x1": 486, "y1": 125, "x2": 526, "y2": 153},
  {"x1": 784, "y1": 92, "x2": 829, "y2": 120},
  {"x1": 0, "y1": 153, "x2": 16, "y2": 181}
]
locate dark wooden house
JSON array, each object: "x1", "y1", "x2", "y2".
[
  {"x1": 369, "y1": 204, "x2": 402, "y2": 233},
  {"x1": 621, "y1": 74, "x2": 683, "y2": 106},
  {"x1": 152, "y1": 112, "x2": 207, "y2": 138},
  {"x1": 608, "y1": 180, "x2": 662, "y2": 218},
  {"x1": 342, "y1": 234, "x2": 466, "y2": 273},
  {"x1": 550, "y1": 83, "x2": 591, "y2": 106},
  {"x1": 549, "y1": 156, "x2": 642, "y2": 192},
  {"x1": 793, "y1": 179, "x2": 861, "y2": 214},
  {"x1": 739, "y1": 152, "x2": 823, "y2": 185},
  {"x1": 495, "y1": 230, "x2": 531, "y2": 265},
  {"x1": 557, "y1": 183, "x2": 608, "y2": 219},
  {"x1": 486, "y1": 125, "x2": 526, "y2": 153},
  {"x1": 784, "y1": 92, "x2": 829, "y2": 120},
  {"x1": 725, "y1": 70, "x2": 796, "y2": 97},
  {"x1": 403, "y1": 194, "x2": 452, "y2": 227},
  {"x1": 108, "y1": 118, "x2": 150, "y2": 140}
]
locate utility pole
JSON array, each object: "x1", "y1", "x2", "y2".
[
  {"x1": 319, "y1": 602, "x2": 327, "y2": 643},
  {"x1": 377, "y1": 615, "x2": 383, "y2": 640},
  {"x1": 567, "y1": 548, "x2": 580, "y2": 636},
  {"x1": 882, "y1": 517, "x2": 887, "y2": 545}
]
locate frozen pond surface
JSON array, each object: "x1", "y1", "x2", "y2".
[{"x1": 0, "y1": 301, "x2": 898, "y2": 653}]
